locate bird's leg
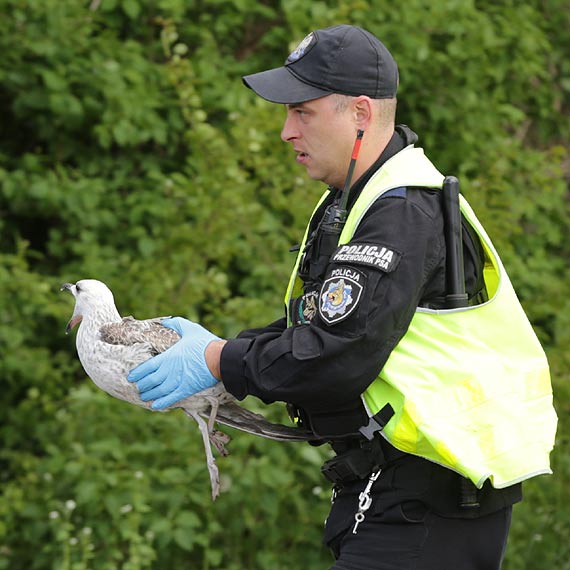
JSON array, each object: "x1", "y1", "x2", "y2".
[
  {"x1": 204, "y1": 394, "x2": 221, "y2": 433},
  {"x1": 204, "y1": 396, "x2": 231, "y2": 457},
  {"x1": 183, "y1": 409, "x2": 220, "y2": 501}
]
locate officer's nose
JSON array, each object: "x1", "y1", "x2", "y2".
[{"x1": 281, "y1": 114, "x2": 298, "y2": 143}]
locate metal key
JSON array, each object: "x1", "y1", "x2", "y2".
[
  {"x1": 352, "y1": 512, "x2": 365, "y2": 534},
  {"x1": 352, "y1": 470, "x2": 381, "y2": 534}
]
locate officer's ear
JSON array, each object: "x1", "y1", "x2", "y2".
[{"x1": 353, "y1": 96, "x2": 373, "y2": 131}]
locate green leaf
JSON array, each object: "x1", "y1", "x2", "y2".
[{"x1": 121, "y1": 0, "x2": 140, "y2": 19}]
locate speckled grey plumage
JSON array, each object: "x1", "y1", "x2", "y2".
[{"x1": 62, "y1": 279, "x2": 312, "y2": 500}]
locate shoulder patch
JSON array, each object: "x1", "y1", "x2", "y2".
[
  {"x1": 290, "y1": 289, "x2": 319, "y2": 325},
  {"x1": 331, "y1": 242, "x2": 401, "y2": 273},
  {"x1": 319, "y1": 268, "x2": 364, "y2": 325}
]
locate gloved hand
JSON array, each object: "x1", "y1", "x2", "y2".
[{"x1": 127, "y1": 317, "x2": 220, "y2": 410}]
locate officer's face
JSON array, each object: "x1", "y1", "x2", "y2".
[{"x1": 281, "y1": 95, "x2": 357, "y2": 188}]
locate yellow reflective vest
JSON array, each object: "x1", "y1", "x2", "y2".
[{"x1": 286, "y1": 145, "x2": 557, "y2": 489}]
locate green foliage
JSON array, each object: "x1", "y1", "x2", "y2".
[
  {"x1": 0, "y1": 386, "x2": 331, "y2": 570},
  {"x1": 1, "y1": 0, "x2": 568, "y2": 568}
]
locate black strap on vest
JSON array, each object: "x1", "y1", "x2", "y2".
[
  {"x1": 298, "y1": 130, "x2": 364, "y2": 286},
  {"x1": 298, "y1": 200, "x2": 347, "y2": 284}
]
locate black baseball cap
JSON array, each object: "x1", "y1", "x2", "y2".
[{"x1": 242, "y1": 25, "x2": 399, "y2": 104}]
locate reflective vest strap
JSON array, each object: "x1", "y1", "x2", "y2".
[{"x1": 339, "y1": 146, "x2": 445, "y2": 244}]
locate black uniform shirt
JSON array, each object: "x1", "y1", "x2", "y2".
[{"x1": 221, "y1": 125, "x2": 482, "y2": 427}]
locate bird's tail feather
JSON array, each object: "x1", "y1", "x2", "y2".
[{"x1": 202, "y1": 402, "x2": 316, "y2": 442}]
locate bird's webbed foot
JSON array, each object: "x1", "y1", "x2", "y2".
[{"x1": 209, "y1": 429, "x2": 231, "y2": 456}]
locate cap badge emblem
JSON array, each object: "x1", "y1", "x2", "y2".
[{"x1": 287, "y1": 32, "x2": 314, "y2": 62}]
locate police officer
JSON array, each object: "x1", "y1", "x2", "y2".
[{"x1": 128, "y1": 25, "x2": 556, "y2": 569}]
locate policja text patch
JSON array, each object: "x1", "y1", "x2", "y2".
[
  {"x1": 331, "y1": 242, "x2": 401, "y2": 272},
  {"x1": 319, "y1": 267, "x2": 365, "y2": 325}
]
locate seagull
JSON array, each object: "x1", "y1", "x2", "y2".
[{"x1": 61, "y1": 279, "x2": 313, "y2": 499}]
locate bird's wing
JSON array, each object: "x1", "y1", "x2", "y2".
[
  {"x1": 205, "y1": 401, "x2": 317, "y2": 442},
  {"x1": 99, "y1": 316, "x2": 180, "y2": 356},
  {"x1": 99, "y1": 319, "x2": 316, "y2": 442}
]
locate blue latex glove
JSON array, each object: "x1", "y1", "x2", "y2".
[{"x1": 127, "y1": 317, "x2": 220, "y2": 410}]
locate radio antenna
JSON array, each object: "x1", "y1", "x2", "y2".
[{"x1": 338, "y1": 129, "x2": 364, "y2": 211}]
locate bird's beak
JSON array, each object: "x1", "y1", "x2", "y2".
[
  {"x1": 61, "y1": 283, "x2": 81, "y2": 333},
  {"x1": 66, "y1": 315, "x2": 82, "y2": 334}
]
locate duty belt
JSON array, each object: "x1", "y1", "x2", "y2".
[
  {"x1": 321, "y1": 404, "x2": 395, "y2": 485},
  {"x1": 321, "y1": 438, "x2": 385, "y2": 484}
]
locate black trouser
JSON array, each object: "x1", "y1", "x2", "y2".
[{"x1": 326, "y1": 500, "x2": 512, "y2": 570}]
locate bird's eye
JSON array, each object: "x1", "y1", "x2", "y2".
[{"x1": 75, "y1": 283, "x2": 81, "y2": 292}]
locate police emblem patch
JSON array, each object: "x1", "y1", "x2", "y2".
[
  {"x1": 287, "y1": 32, "x2": 315, "y2": 63},
  {"x1": 319, "y1": 274, "x2": 363, "y2": 324}
]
